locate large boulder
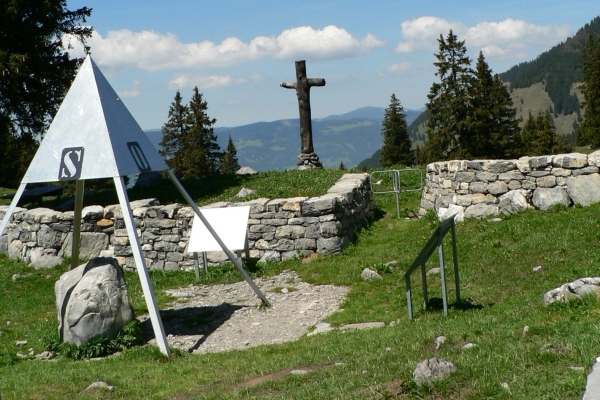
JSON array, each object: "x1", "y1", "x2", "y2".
[
  {"x1": 532, "y1": 187, "x2": 570, "y2": 211},
  {"x1": 55, "y1": 257, "x2": 133, "y2": 345},
  {"x1": 566, "y1": 174, "x2": 600, "y2": 207},
  {"x1": 543, "y1": 277, "x2": 600, "y2": 305}
]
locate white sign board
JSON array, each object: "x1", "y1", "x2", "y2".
[{"x1": 187, "y1": 206, "x2": 250, "y2": 252}]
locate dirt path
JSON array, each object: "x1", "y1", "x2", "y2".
[{"x1": 140, "y1": 270, "x2": 349, "y2": 354}]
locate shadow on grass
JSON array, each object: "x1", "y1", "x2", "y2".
[{"x1": 425, "y1": 297, "x2": 486, "y2": 313}]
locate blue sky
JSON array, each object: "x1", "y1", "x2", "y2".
[{"x1": 65, "y1": 1, "x2": 598, "y2": 129}]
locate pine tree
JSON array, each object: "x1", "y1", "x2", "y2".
[
  {"x1": 380, "y1": 94, "x2": 413, "y2": 167},
  {"x1": 466, "y1": 52, "x2": 521, "y2": 158},
  {"x1": 423, "y1": 30, "x2": 471, "y2": 162},
  {"x1": 220, "y1": 135, "x2": 240, "y2": 175},
  {"x1": 183, "y1": 87, "x2": 220, "y2": 177},
  {"x1": 0, "y1": 1, "x2": 92, "y2": 187},
  {"x1": 521, "y1": 112, "x2": 572, "y2": 156},
  {"x1": 578, "y1": 33, "x2": 600, "y2": 148},
  {"x1": 160, "y1": 90, "x2": 190, "y2": 178},
  {"x1": 160, "y1": 88, "x2": 220, "y2": 179}
]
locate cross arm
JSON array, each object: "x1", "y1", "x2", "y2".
[
  {"x1": 280, "y1": 82, "x2": 297, "y2": 89},
  {"x1": 307, "y1": 78, "x2": 326, "y2": 87}
]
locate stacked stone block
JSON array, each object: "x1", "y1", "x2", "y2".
[
  {"x1": 420, "y1": 151, "x2": 600, "y2": 220},
  {"x1": 0, "y1": 173, "x2": 375, "y2": 270}
]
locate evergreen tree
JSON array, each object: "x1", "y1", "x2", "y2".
[
  {"x1": 182, "y1": 87, "x2": 220, "y2": 177},
  {"x1": 577, "y1": 33, "x2": 600, "y2": 148},
  {"x1": 466, "y1": 52, "x2": 521, "y2": 158},
  {"x1": 0, "y1": 1, "x2": 92, "y2": 187},
  {"x1": 339, "y1": 160, "x2": 346, "y2": 170},
  {"x1": 220, "y1": 135, "x2": 240, "y2": 174},
  {"x1": 423, "y1": 30, "x2": 471, "y2": 162},
  {"x1": 160, "y1": 90, "x2": 190, "y2": 177},
  {"x1": 160, "y1": 87, "x2": 220, "y2": 179},
  {"x1": 521, "y1": 112, "x2": 572, "y2": 156},
  {"x1": 380, "y1": 94, "x2": 413, "y2": 166}
]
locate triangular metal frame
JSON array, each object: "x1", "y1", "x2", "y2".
[{"x1": 0, "y1": 55, "x2": 269, "y2": 358}]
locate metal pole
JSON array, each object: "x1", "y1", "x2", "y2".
[
  {"x1": 202, "y1": 251, "x2": 208, "y2": 274},
  {"x1": 193, "y1": 252, "x2": 200, "y2": 281},
  {"x1": 71, "y1": 180, "x2": 84, "y2": 270},
  {"x1": 451, "y1": 222, "x2": 461, "y2": 304},
  {"x1": 113, "y1": 176, "x2": 171, "y2": 357},
  {"x1": 0, "y1": 183, "x2": 27, "y2": 238},
  {"x1": 406, "y1": 274, "x2": 413, "y2": 320},
  {"x1": 421, "y1": 263, "x2": 428, "y2": 311},
  {"x1": 437, "y1": 234, "x2": 448, "y2": 317},
  {"x1": 166, "y1": 170, "x2": 271, "y2": 307},
  {"x1": 394, "y1": 170, "x2": 400, "y2": 219}
]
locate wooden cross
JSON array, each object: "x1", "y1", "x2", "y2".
[{"x1": 281, "y1": 60, "x2": 325, "y2": 154}]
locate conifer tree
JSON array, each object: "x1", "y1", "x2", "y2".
[
  {"x1": 220, "y1": 135, "x2": 240, "y2": 174},
  {"x1": 466, "y1": 52, "x2": 521, "y2": 158},
  {"x1": 578, "y1": 33, "x2": 600, "y2": 148},
  {"x1": 381, "y1": 94, "x2": 413, "y2": 166},
  {"x1": 183, "y1": 87, "x2": 220, "y2": 177},
  {"x1": 160, "y1": 87, "x2": 220, "y2": 179},
  {"x1": 423, "y1": 30, "x2": 471, "y2": 162},
  {"x1": 521, "y1": 112, "x2": 572, "y2": 156},
  {"x1": 160, "y1": 90, "x2": 190, "y2": 177}
]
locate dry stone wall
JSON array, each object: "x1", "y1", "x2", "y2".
[
  {"x1": 420, "y1": 151, "x2": 600, "y2": 221},
  {"x1": 0, "y1": 173, "x2": 374, "y2": 270}
]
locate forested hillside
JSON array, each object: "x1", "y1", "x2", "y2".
[{"x1": 500, "y1": 16, "x2": 600, "y2": 116}]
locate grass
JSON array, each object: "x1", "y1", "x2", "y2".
[{"x1": 1, "y1": 167, "x2": 600, "y2": 399}]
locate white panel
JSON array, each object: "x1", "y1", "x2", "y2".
[{"x1": 187, "y1": 207, "x2": 250, "y2": 252}]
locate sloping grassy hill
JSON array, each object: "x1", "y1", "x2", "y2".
[{"x1": 1, "y1": 168, "x2": 599, "y2": 398}]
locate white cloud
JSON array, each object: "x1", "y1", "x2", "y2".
[
  {"x1": 387, "y1": 62, "x2": 410, "y2": 72},
  {"x1": 69, "y1": 25, "x2": 383, "y2": 72},
  {"x1": 169, "y1": 74, "x2": 246, "y2": 89},
  {"x1": 394, "y1": 16, "x2": 571, "y2": 60}
]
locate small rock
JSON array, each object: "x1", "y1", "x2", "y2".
[
  {"x1": 281, "y1": 288, "x2": 289, "y2": 294},
  {"x1": 29, "y1": 255, "x2": 63, "y2": 270},
  {"x1": 12, "y1": 274, "x2": 22, "y2": 281},
  {"x1": 435, "y1": 336, "x2": 447, "y2": 350},
  {"x1": 384, "y1": 260, "x2": 398, "y2": 267},
  {"x1": 35, "y1": 351, "x2": 54, "y2": 361},
  {"x1": 236, "y1": 166, "x2": 258, "y2": 175},
  {"x1": 290, "y1": 369, "x2": 308, "y2": 375},
  {"x1": 501, "y1": 382, "x2": 510, "y2": 390},
  {"x1": 339, "y1": 322, "x2": 385, "y2": 331},
  {"x1": 16, "y1": 351, "x2": 29, "y2": 359},
  {"x1": 489, "y1": 218, "x2": 502, "y2": 222},
  {"x1": 569, "y1": 366, "x2": 584, "y2": 372},
  {"x1": 361, "y1": 268, "x2": 382, "y2": 281},
  {"x1": 413, "y1": 357, "x2": 456, "y2": 386},
  {"x1": 532, "y1": 266, "x2": 543, "y2": 272},
  {"x1": 28, "y1": 348, "x2": 35, "y2": 356},
  {"x1": 522, "y1": 325, "x2": 529, "y2": 337},
  {"x1": 15, "y1": 340, "x2": 27, "y2": 346},
  {"x1": 427, "y1": 267, "x2": 440, "y2": 275},
  {"x1": 83, "y1": 381, "x2": 115, "y2": 393},
  {"x1": 462, "y1": 343, "x2": 477, "y2": 350},
  {"x1": 386, "y1": 347, "x2": 392, "y2": 351},
  {"x1": 389, "y1": 320, "x2": 396, "y2": 327},
  {"x1": 236, "y1": 187, "x2": 256, "y2": 198}
]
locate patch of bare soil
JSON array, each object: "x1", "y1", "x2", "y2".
[{"x1": 139, "y1": 270, "x2": 348, "y2": 354}]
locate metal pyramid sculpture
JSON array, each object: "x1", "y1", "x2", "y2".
[
  {"x1": 23, "y1": 55, "x2": 168, "y2": 183},
  {"x1": 0, "y1": 55, "x2": 269, "y2": 358}
]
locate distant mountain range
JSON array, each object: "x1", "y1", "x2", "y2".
[{"x1": 145, "y1": 106, "x2": 423, "y2": 171}]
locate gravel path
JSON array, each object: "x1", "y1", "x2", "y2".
[{"x1": 140, "y1": 270, "x2": 349, "y2": 354}]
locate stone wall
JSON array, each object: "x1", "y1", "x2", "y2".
[
  {"x1": 0, "y1": 173, "x2": 374, "y2": 270},
  {"x1": 419, "y1": 151, "x2": 600, "y2": 221}
]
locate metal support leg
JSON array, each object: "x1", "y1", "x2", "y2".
[
  {"x1": 451, "y1": 224, "x2": 461, "y2": 304},
  {"x1": 421, "y1": 263, "x2": 428, "y2": 311},
  {"x1": 166, "y1": 170, "x2": 271, "y2": 307},
  {"x1": 0, "y1": 183, "x2": 27, "y2": 238},
  {"x1": 438, "y1": 236, "x2": 448, "y2": 317},
  {"x1": 202, "y1": 251, "x2": 208, "y2": 274},
  {"x1": 71, "y1": 180, "x2": 85, "y2": 270},
  {"x1": 114, "y1": 176, "x2": 171, "y2": 357},
  {"x1": 193, "y1": 252, "x2": 200, "y2": 281},
  {"x1": 406, "y1": 275, "x2": 413, "y2": 320}
]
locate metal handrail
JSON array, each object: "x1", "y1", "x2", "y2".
[{"x1": 370, "y1": 168, "x2": 423, "y2": 218}]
